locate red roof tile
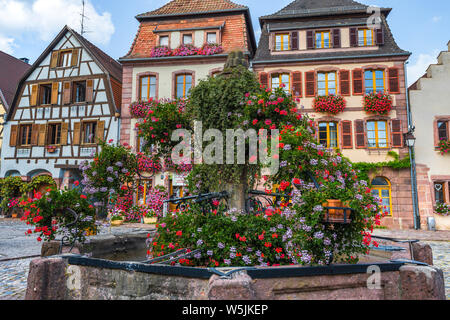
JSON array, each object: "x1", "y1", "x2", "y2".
[{"x1": 138, "y1": 0, "x2": 247, "y2": 18}]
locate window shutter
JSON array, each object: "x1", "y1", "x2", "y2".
[
  {"x1": 50, "y1": 51, "x2": 59, "y2": 69},
  {"x1": 31, "y1": 124, "x2": 39, "y2": 145},
  {"x1": 30, "y1": 84, "x2": 38, "y2": 106},
  {"x1": 51, "y1": 82, "x2": 59, "y2": 105},
  {"x1": 339, "y1": 70, "x2": 350, "y2": 96},
  {"x1": 375, "y1": 28, "x2": 384, "y2": 46},
  {"x1": 292, "y1": 71, "x2": 302, "y2": 98},
  {"x1": 349, "y1": 28, "x2": 358, "y2": 47},
  {"x1": 341, "y1": 120, "x2": 353, "y2": 149},
  {"x1": 38, "y1": 124, "x2": 47, "y2": 146},
  {"x1": 305, "y1": 71, "x2": 316, "y2": 97},
  {"x1": 61, "y1": 122, "x2": 69, "y2": 145},
  {"x1": 63, "y1": 81, "x2": 72, "y2": 104},
  {"x1": 71, "y1": 49, "x2": 80, "y2": 67},
  {"x1": 9, "y1": 125, "x2": 18, "y2": 147},
  {"x1": 259, "y1": 72, "x2": 269, "y2": 88},
  {"x1": 73, "y1": 122, "x2": 81, "y2": 145},
  {"x1": 390, "y1": 119, "x2": 403, "y2": 148},
  {"x1": 306, "y1": 30, "x2": 315, "y2": 49},
  {"x1": 291, "y1": 31, "x2": 299, "y2": 50},
  {"x1": 388, "y1": 67, "x2": 400, "y2": 94},
  {"x1": 96, "y1": 120, "x2": 105, "y2": 143},
  {"x1": 354, "y1": 120, "x2": 366, "y2": 148},
  {"x1": 332, "y1": 29, "x2": 341, "y2": 48},
  {"x1": 352, "y1": 69, "x2": 363, "y2": 95},
  {"x1": 86, "y1": 80, "x2": 94, "y2": 102}
]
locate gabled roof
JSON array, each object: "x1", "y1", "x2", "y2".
[
  {"x1": 260, "y1": 0, "x2": 391, "y2": 22},
  {"x1": 0, "y1": 51, "x2": 30, "y2": 110},
  {"x1": 6, "y1": 25, "x2": 122, "y2": 121},
  {"x1": 136, "y1": 0, "x2": 247, "y2": 19}
]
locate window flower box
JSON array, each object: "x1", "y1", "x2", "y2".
[
  {"x1": 438, "y1": 139, "x2": 450, "y2": 155},
  {"x1": 46, "y1": 146, "x2": 57, "y2": 154},
  {"x1": 138, "y1": 155, "x2": 162, "y2": 173},
  {"x1": 434, "y1": 202, "x2": 450, "y2": 230},
  {"x1": 322, "y1": 199, "x2": 352, "y2": 224},
  {"x1": 313, "y1": 95, "x2": 346, "y2": 114},
  {"x1": 363, "y1": 92, "x2": 393, "y2": 115},
  {"x1": 149, "y1": 44, "x2": 223, "y2": 58}
]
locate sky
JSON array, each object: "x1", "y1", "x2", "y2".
[{"x1": 0, "y1": 0, "x2": 449, "y2": 85}]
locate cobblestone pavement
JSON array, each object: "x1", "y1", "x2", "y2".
[{"x1": 423, "y1": 241, "x2": 450, "y2": 300}]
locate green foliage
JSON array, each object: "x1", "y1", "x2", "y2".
[
  {"x1": 352, "y1": 151, "x2": 410, "y2": 183},
  {"x1": 19, "y1": 187, "x2": 97, "y2": 244},
  {"x1": 223, "y1": 50, "x2": 249, "y2": 70},
  {"x1": 25, "y1": 176, "x2": 56, "y2": 193},
  {"x1": 0, "y1": 177, "x2": 26, "y2": 212}
]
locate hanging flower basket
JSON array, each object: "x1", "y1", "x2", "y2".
[
  {"x1": 313, "y1": 95, "x2": 346, "y2": 114},
  {"x1": 438, "y1": 139, "x2": 450, "y2": 155},
  {"x1": 138, "y1": 155, "x2": 162, "y2": 173},
  {"x1": 164, "y1": 157, "x2": 193, "y2": 174},
  {"x1": 363, "y1": 92, "x2": 393, "y2": 115}
]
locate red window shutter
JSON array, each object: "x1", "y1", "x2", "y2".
[
  {"x1": 291, "y1": 31, "x2": 299, "y2": 50},
  {"x1": 341, "y1": 120, "x2": 353, "y2": 149},
  {"x1": 306, "y1": 30, "x2": 315, "y2": 49},
  {"x1": 339, "y1": 70, "x2": 350, "y2": 96},
  {"x1": 390, "y1": 119, "x2": 403, "y2": 148},
  {"x1": 305, "y1": 71, "x2": 316, "y2": 97},
  {"x1": 354, "y1": 120, "x2": 366, "y2": 148},
  {"x1": 332, "y1": 29, "x2": 341, "y2": 48},
  {"x1": 388, "y1": 67, "x2": 400, "y2": 94},
  {"x1": 259, "y1": 72, "x2": 269, "y2": 88},
  {"x1": 292, "y1": 71, "x2": 302, "y2": 98},
  {"x1": 352, "y1": 69, "x2": 363, "y2": 95},
  {"x1": 375, "y1": 28, "x2": 384, "y2": 46},
  {"x1": 350, "y1": 28, "x2": 358, "y2": 47}
]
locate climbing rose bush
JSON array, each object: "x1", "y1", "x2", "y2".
[
  {"x1": 313, "y1": 95, "x2": 346, "y2": 114},
  {"x1": 363, "y1": 92, "x2": 393, "y2": 115}
]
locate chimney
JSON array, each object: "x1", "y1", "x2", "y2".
[{"x1": 20, "y1": 58, "x2": 30, "y2": 64}]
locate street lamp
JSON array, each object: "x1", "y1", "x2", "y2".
[
  {"x1": 404, "y1": 127, "x2": 421, "y2": 230},
  {"x1": 404, "y1": 130, "x2": 416, "y2": 148}
]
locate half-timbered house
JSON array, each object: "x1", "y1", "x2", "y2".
[{"x1": 1, "y1": 26, "x2": 122, "y2": 188}]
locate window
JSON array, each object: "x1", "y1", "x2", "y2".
[
  {"x1": 206, "y1": 32, "x2": 217, "y2": 44},
  {"x1": 58, "y1": 50, "x2": 73, "y2": 68},
  {"x1": 19, "y1": 125, "x2": 32, "y2": 146},
  {"x1": 139, "y1": 76, "x2": 157, "y2": 101},
  {"x1": 367, "y1": 121, "x2": 388, "y2": 148},
  {"x1": 275, "y1": 34, "x2": 290, "y2": 51},
  {"x1": 358, "y1": 29, "x2": 374, "y2": 46},
  {"x1": 315, "y1": 31, "x2": 330, "y2": 48},
  {"x1": 317, "y1": 72, "x2": 337, "y2": 96},
  {"x1": 39, "y1": 84, "x2": 52, "y2": 105},
  {"x1": 318, "y1": 122, "x2": 339, "y2": 149},
  {"x1": 271, "y1": 73, "x2": 290, "y2": 93},
  {"x1": 159, "y1": 36, "x2": 169, "y2": 47},
  {"x1": 175, "y1": 74, "x2": 192, "y2": 99},
  {"x1": 434, "y1": 182, "x2": 446, "y2": 204},
  {"x1": 73, "y1": 81, "x2": 86, "y2": 103},
  {"x1": 183, "y1": 34, "x2": 193, "y2": 45},
  {"x1": 81, "y1": 122, "x2": 97, "y2": 144},
  {"x1": 365, "y1": 70, "x2": 385, "y2": 94},
  {"x1": 437, "y1": 121, "x2": 448, "y2": 141},
  {"x1": 372, "y1": 177, "x2": 392, "y2": 216},
  {"x1": 47, "y1": 123, "x2": 62, "y2": 145}
]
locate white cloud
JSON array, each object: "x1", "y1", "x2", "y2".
[
  {"x1": 432, "y1": 16, "x2": 442, "y2": 23},
  {"x1": 0, "y1": 0, "x2": 115, "y2": 54},
  {"x1": 407, "y1": 52, "x2": 439, "y2": 86},
  {"x1": 0, "y1": 34, "x2": 15, "y2": 54}
]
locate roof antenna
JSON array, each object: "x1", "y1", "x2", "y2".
[{"x1": 80, "y1": 0, "x2": 90, "y2": 36}]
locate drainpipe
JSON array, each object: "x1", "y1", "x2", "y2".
[{"x1": 404, "y1": 61, "x2": 421, "y2": 230}]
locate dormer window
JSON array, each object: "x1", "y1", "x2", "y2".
[
  {"x1": 358, "y1": 29, "x2": 374, "y2": 46},
  {"x1": 206, "y1": 32, "x2": 217, "y2": 44},
  {"x1": 315, "y1": 31, "x2": 330, "y2": 49},
  {"x1": 58, "y1": 50, "x2": 73, "y2": 68},
  {"x1": 275, "y1": 34, "x2": 290, "y2": 51},
  {"x1": 183, "y1": 34, "x2": 193, "y2": 45},
  {"x1": 159, "y1": 35, "x2": 169, "y2": 47}
]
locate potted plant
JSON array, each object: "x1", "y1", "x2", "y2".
[
  {"x1": 437, "y1": 139, "x2": 450, "y2": 155},
  {"x1": 143, "y1": 208, "x2": 158, "y2": 224},
  {"x1": 321, "y1": 183, "x2": 352, "y2": 224},
  {"x1": 110, "y1": 213, "x2": 124, "y2": 226},
  {"x1": 434, "y1": 202, "x2": 450, "y2": 231}
]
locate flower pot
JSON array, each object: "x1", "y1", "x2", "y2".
[
  {"x1": 433, "y1": 213, "x2": 450, "y2": 231},
  {"x1": 11, "y1": 213, "x2": 18, "y2": 219},
  {"x1": 111, "y1": 220, "x2": 124, "y2": 227},
  {"x1": 144, "y1": 217, "x2": 157, "y2": 224},
  {"x1": 323, "y1": 200, "x2": 352, "y2": 223}
]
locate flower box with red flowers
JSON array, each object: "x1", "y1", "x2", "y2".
[
  {"x1": 46, "y1": 146, "x2": 58, "y2": 153},
  {"x1": 149, "y1": 44, "x2": 223, "y2": 58},
  {"x1": 438, "y1": 139, "x2": 450, "y2": 155},
  {"x1": 138, "y1": 155, "x2": 162, "y2": 173},
  {"x1": 313, "y1": 95, "x2": 346, "y2": 115},
  {"x1": 129, "y1": 99, "x2": 158, "y2": 118},
  {"x1": 363, "y1": 92, "x2": 393, "y2": 115}
]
